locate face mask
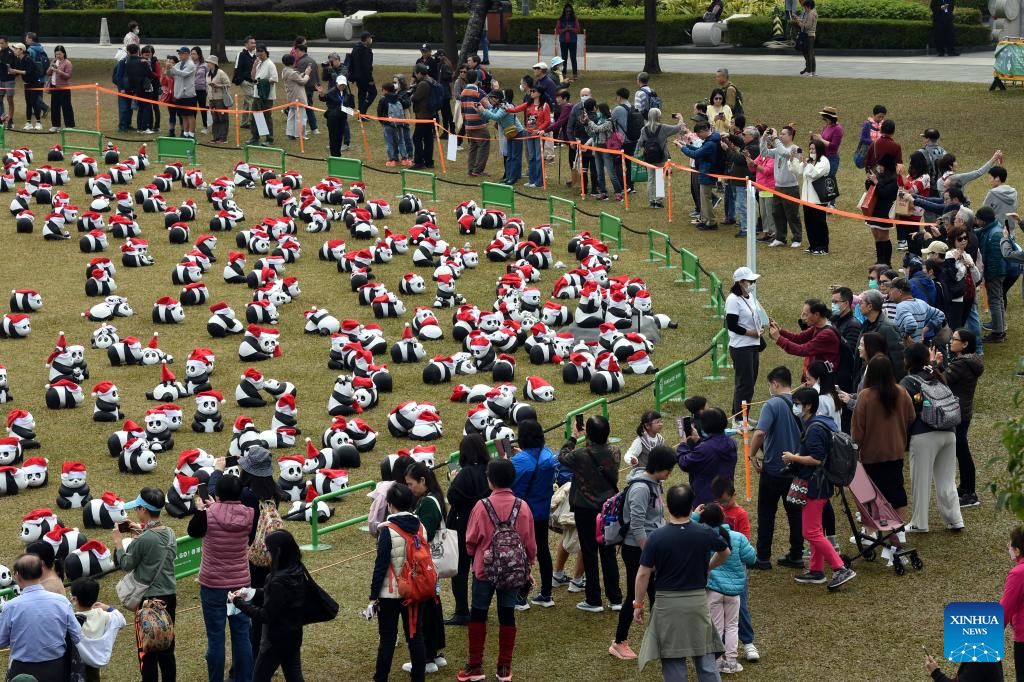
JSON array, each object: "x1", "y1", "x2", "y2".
[
  {"x1": 868, "y1": 279, "x2": 879, "y2": 290},
  {"x1": 831, "y1": 302, "x2": 841, "y2": 316},
  {"x1": 1012, "y1": 547, "x2": 1018, "y2": 561},
  {"x1": 791, "y1": 404, "x2": 803, "y2": 417},
  {"x1": 809, "y1": 151, "x2": 817, "y2": 160}
]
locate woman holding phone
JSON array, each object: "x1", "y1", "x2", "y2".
[{"x1": 725, "y1": 266, "x2": 765, "y2": 429}]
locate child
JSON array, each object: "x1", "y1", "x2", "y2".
[
  {"x1": 394, "y1": 73, "x2": 415, "y2": 167},
  {"x1": 70, "y1": 576, "x2": 127, "y2": 681},
  {"x1": 367, "y1": 453, "x2": 413, "y2": 537},
  {"x1": 699, "y1": 503, "x2": 756, "y2": 675},
  {"x1": 377, "y1": 82, "x2": 410, "y2": 167},
  {"x1": 160, "y1": 55, "x2": 177, "y2": 137},
  {"x1": 711, "y1": 476, "x2": 759, "y2": 663}
]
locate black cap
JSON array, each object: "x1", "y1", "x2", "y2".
[
  {"x1": 420, "y1": 43, "x2": 431, "y2": 52},
  {"x1": 488, "y1": 90, "x2": 504, "y2": 103},
  {"x1": 921, "y1": 128, "x2": 940, "y2": 140},
  {"x1": 415, "y1": 63, "x2": 429, "y2": 75},
  {"x1": 360, "y1": 31, "x2": 373, "y2": 41},
  {"x1": 690, "y1": 114, "x2": 709, "y2": 123}
]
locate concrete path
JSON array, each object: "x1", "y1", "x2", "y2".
[{"x1": 58, "y1": 40, "x2": 996, "y2": 83}]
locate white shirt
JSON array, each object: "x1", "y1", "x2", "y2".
[
  {"x1": 726, "y1": 292, "x2": 762, "y2": 348},
  {"x1": 816, "y1": 390, "x2": 841, "y2": 426}
]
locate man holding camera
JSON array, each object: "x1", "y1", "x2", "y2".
[{"x1": 675, "y1": 120, "x2": 723, "y2": 230}]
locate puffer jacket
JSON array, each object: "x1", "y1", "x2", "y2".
[
  {"x1": 976, "y1": 220, "x2": 1006, "y2": 279},
  {"x1": 189, "y1": 500, "x2": 254, "y2": 589},
  {"x1": 706, "y1": 524, "x2": 756, "y2": 596},
  {"x1": 370, "y1": 512, "x2": 424, "y2": 600},
  {"x1": 941, "y1": 352, "x2": 983, "y2": 422}
]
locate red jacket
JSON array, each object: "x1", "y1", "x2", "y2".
[
  {"x1": 465, "y1": 488, "x2": 537, "y2": 582},
  {"x1": 1003, "y1": 557, "x2": 1024, "y2": 642},
  {"x1": 722, "y1": 502, "x2": 750, "y2": 540},
  {"x1": 775, "y1": 324, "x2": 841, "y2": 372},
  {"x1": 865, "y1": 134, "x2": 903, "y2": 169}
]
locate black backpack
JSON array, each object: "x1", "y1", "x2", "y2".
[
  {"x1": 622, "y1": 103, "x2": 644, "y2": 143},
  {"x1": 642, "y1": 126, "x2": 665, "y2": 164},
  {"x1": 427, "y1": 78, "x2": 445, "y2": 113},
  {"x1": 806, "y1": 422, "x2": 859, "y2": 487}
]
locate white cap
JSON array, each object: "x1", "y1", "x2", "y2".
[
  {"x1": 732, "y1": 266, "x2": 760, "y2": 283},
  {"x1": 532, "y1": 61, "x2": 548, "y2": 70},
  {"x1": 336, "y1": 75, "x2": 348, "y2": 86}
]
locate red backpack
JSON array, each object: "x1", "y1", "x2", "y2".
[{"x1": 384, "y1": 522, "x2": 437, "y2": 636}]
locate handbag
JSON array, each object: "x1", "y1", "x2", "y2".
[
  {"x1": 503, "y1": 123, "x2": 519, "y2": 140},
  {"x1": 785, "y1": 477, "x2": 810, "y2": 506},
  {"x1": 117, "y1": 527, "x2": 175, "y2": 611},
  {"x1": 853, "y1": 141, "x2": 870, "y2": 169},
  {"x1": 858, "y1": 184, "x2": 877, "y2": 216},
  {"x1": 136, "y1": 598, "x2": 175, "y2": 653},
  {"x1": 795, "y1": 30, "x2": 809, "y2": 52},
  {"x1": 301, "y1": 567, "x2": 339, "y2": 624},
  {"x1": 811, "y1": 175, "x2": 839, "y2": 204},
  {"x1": 426, "y1": 495, "x2": 459, "y2": 578},
  {"x1": 894, "y1": 194, "x2": 916, "y2": 217}
]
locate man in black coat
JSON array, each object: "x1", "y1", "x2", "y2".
[
  {"x1": 233, "y1": 35, "x2": 257, "y2": 128},
  {"x1": 349, "y1": 32, "x2": 376, "y2": 115},
  {"x1": 930, "y1": 0, "x2": 959, "y2": 57}
]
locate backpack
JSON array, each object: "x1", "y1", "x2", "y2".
[
  {"x1": 642, "y1": 126, "x2": 665, "y2": 165},
  {"x1": 597, "y1": 479, "x2": 658, "y2": 546},
  {"x1": 481, "y1": 498, "x2": 530, "y2": 592},
  {"x1": 29, "y1": 46, "x2": 49, "y2": 83},
  {"x1": 427, "y1": 78, "x2": 445, "y2": 113},
  {"x1": 622, "y1": 103, "x2": 644, "y2": 143},
  {"x1": 1005, "y1": 234, "x2": 1023, "y2": 277},
  {"x1": 906, "y1": 374, "x2": 962, "y2": 430},
  {"x1": 387, "y1": 98, "x2": 405, "y2": 123},
  {"x1": 919, "y1": 143, "x2": 946, "y2": 195},
  {"x1": 709, "y1": 141, "x2": 728, "y2": 176},
  {"x1": 640, "y1": 86, "x2": 662, "y2": 116},
  {"x1": 385, "y1": 522, "x2": 438, "y2": 603},
  {"x1": 136, "y1": 598, "x2": 175, "y2": 653},
  {"x1": 729, "y1": 84, "x2": 744, "y2": 118},
  {"x1": 248, "y1": 500, "x2": 283, "y2": 567},
  {"x1": 806, "y1": 423, "x2": 859, "y2": 487}
]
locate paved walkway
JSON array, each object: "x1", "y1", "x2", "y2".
[{"x1": 61, "y1": 41, "x2": 995, "y2": 83}]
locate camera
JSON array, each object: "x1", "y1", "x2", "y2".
[{"x1": 672, "y1": 113, "x2": 681, "y2": 120}]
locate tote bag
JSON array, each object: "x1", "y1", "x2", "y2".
[
  {"x1": 117, "y1": 528, "x2": 175, "y2": 610},
  {"x1": 426, "y1": 495, "x2": 459, "y2": 578}
]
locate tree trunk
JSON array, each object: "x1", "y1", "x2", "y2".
[
  {"x1": 211, "y1": 0, "x2": 227, "y2": 61},
  {"x1": 460, "y1": 0, "x2": 489, "y2": 63},
  {"x1": 441, "y1": 0, "x2": 458, "y2": 66},
  {"x1": 23, "y1": 0, "x2": 40, "y2": 36},
  {"x1": 643, "y1": 0, "x2": 661, "y2": 74}
]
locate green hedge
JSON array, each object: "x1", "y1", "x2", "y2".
[
  {"x1": 817, "y1": 0, "x2": 981, "y2": 23},
  {"x1": 362, "y1": 12, "x2": 702, "y2": 45},
  {"x1": 727, "y1": 16, "x2": 991, "y2": 48},
  {"x1": 0, "y1": 9, "x2": 335, "y2": 40}
]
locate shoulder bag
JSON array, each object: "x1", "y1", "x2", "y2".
[
  {"x1": 426, "y1": 495, "x2": 459, "y2": 578},
  {"x1": 302, "y1": 566, "x2": 340, "y2": 624},
  {"x1": 117, "y1": 527, "x2": 175, "y2": 610}
]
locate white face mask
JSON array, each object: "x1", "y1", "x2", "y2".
[
  {"x1": 809, "y1": 151, "x2": 817, "y2": 160},
  {"x1": 791, "y1": 404, "x2": 803, "y2": 417},
  {"x1": 1011, "y1": 547, "x2": 1018, "y2": 561}
]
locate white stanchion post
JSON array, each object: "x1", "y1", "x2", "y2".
[
  {"x1": 746, "y1": 178, "x2": 758, "y2": 297},
  {"x1": 99, "y1": 18, "x2": 110, "y2": 46}
]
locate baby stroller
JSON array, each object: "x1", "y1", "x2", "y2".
[{"x1": 839, "y1": 462, "x2": 923, "y2": 576}]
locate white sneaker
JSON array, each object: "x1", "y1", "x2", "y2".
[
  {"x1": 141, "y1": 129, "x2": 154, "y2": 135},
  {"x1": 567, "y1": 578, "x2": 586, "y2": 593},
  {"x1": 33, "y1": 121, "x2": 42, "y2": 130},
  {"x1": 790, "y1": 241, "x2": 802, "y2": 248},
  {"x1": 434, "y1": 655, "x2": 448, "y2": 668},
  {"x1": 48, "y1": 126, "x2": 59, "y2": 132},
  {"x1": 200, "y1": 127, "x2": 208, "y2": 134},
  {"x1": 768, "y1": 239, "x2": 785, "y2": 247},
  {"x1": 720, "y1": 661, "x2": 744, "y2": 674},
  {"x1": 23, "y1": 122, "x2": 33, "y2": 130},
  {"x1": 313, "y1": 128, "x2": 321, "y2": 135},
  {"x1": 339, "y1": 144, "x2": 350, "y2": 151},
  {"x1": 402, "y1": 662, "x2": 439, "y2": 673},
  {"x1": 743, "y1": 643, "x2": 760, "y2": 661},
  {"x1": 608, "y1": 602, "x2": 623, "y2": 612}
]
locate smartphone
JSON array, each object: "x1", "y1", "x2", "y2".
[
  {"x1": 683, "y1": 416, "x2": 693, "y2": 437},
  {"x1": 499, "y1": 436, "x2": 513, "y2": 458},
  {"x1": 675, "y1": 416, "x2": 686, "y2": 438},
  {"x1": 117, "y1": 521, "x2": 131, "y2": 533},
  {"x1": 575, "y1": 413, "x2": 585, "y2": 432},
  {"x1": 225, "y1": 455, "x2": 239, "y2": 469},
  {"x1": 196, "y1": 482, "x2": 209, "y2": 502}
]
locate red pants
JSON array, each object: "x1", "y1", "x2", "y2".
[{"x1": 802, "y1": 498, "x2": 843, "y2": 573}]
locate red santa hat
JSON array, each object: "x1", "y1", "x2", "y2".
[
  {"x1": 276, "y1": 394, "x2": 297, "y2": 412},
  {"x1": 91, "y1": 381, "x2": 116, "y2": 399},
  {"x1": 233, "y1": 415, "x2": 254, "y2": 432},
  {"x1": 174, "y1": 474, "x2": 201, "y2": 496},
  {"x1": 209, "y1": 301, "x2": 230, "y2": 314},
  {"x1": 100, "y1": 491, "x2": 123, "y2": 509},
  {"x1": 328, "y1": 416, "x2": 348, "y2": 431},
  {"x1": 155, "y1": 296, "x2": 179, "y2": 307},
  {"x1": 61, "y1": 461, "x2": 87, "y2": 480},
  {"x1": 123, "y1": 419, "x2": 144, "y2": 434},
  {"x1": 44, "y1": 525, "x2": 75, "y2": 544},
  {"x1": 305, "y1": 438, "x2": 320, "y2": 460},
  {"x1": 156, "y1": 404, "x2": 182, "y2": 417},
  {"x1": 22, "y1": 507, "x2": 55, "y2": 525},
  {"x1": 49, "y1": 378, "x2": 81, "y2": 390},
  {"x1": 195, "y1": 390, "x2": 224, "y2": 404},
  {"x1": 159, "y1": 363, "x2": 176, "y2": 384},
  {"x1": 243, "y1": 368, "x2": 263, "y2": 382},
  {"x1": 78, "y1": 540, "x2": 112, "y2": 561},
  {"x1": 319, "y1": 468, "x2": 349, "y2": 482},
  {"x1": 176, "y1": 449, "x2": 204, "y2": 470},
  {"x1": 304, "y1": 484, "x2": 319, "y2": 504},
  {"x1": 627, "y1": 350, "x2": 653, "y2": 373},
  {"x1": 527, "y1": 375, "x2": 551, "y2": 392},
  {"x1": 228, "y1": 251, "x2": 246, "y2": 264}
]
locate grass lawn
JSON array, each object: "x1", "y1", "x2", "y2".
[{"x1": 0, "y1": 60, "x2": 1021, "y2": 681}]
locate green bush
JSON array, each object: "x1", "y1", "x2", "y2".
[
  {"x1": 0, "y1": 9, "x2": 335, "y2": 40},
  {"x1": 727, "y1": 15, "x2": 990, "y2": 48},
  {"x1": 362, "y1": 12, "x2": 701, "y2": 45},
  {"x1": 816, "y1": 0, "x2": 981, "y2": 23}
]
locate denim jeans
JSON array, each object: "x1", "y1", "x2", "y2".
[
  {"x1": 504, "y1": 135, "x2": 523, "y2": 184},
  {"x1": 965, "y1": 300, "x2": 983, "y2": 354},
  {"x1": 480, "y1": 33, "x2": 490, "y2": 62},
  {"x1": 594, "y1": 149, "x2": 622, "y2": 195},
  {"x1": 471, "y1": 576, "x2": 517, "y2": 611},
  {"x1": 827, "y1": 154, "x2": 840, "y2": 178},
  {"x1": 734, "y1": 183, "x2": 748, "y2": 230},
  {"x1": 739, "y1": 583, "x2": 754, "y2": 644},
  {"x1": 118, "y1": 91, "x2": 133, "y2": 130},
  {"x1": 525, "y1": 136, "x2": 542, "y2": 186},
  {"x1": 986, "y1": 279, "x2": 1006, "y2": 334},
  {"x1": 402, "y1": 125, "x2": 414, "y2": 159},
  {"x1": 200, "y1": 585, "x2": 254, "y2": 682},
  {"x1": 383, "y1": 125, "x2": 407, "y2": 161},
  {"x1": 725, "y1": 183, "x2": 736, "y2": 222},
  {"x1": 661, "y1": 653, "x2": 720, "y2": 682}
]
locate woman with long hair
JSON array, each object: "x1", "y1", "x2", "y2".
[
  {"x1": 405, "y1": 461, "x2": 449, "y2": 673},
  {"x1": 191, "y1": 46, "x2": 208, "y2": 135},
  {"x1": 508, "y1": 83, "x2": 550, "y2": 189},
  {"x1": 725, "y1": 267, "x2": 764, "y2": 426},
  {"x1": 895, "y1": 150, "x2": 930, "y2": 252},
  {"x1": 45, "y1": 45, "x2": 74, "y2": 131},
  {"x1": 511, "y1": 419, "x2": 558, "y2": 608},
  {"x1": 635, "y1": 108, "x2": 684, "y2": 208},
  {"x1": 865, "y1": 153, "x2": 900, "y2": 266},
  {"x1": 789, "y1": 137, "x2": 831, "y2": 254},
  {"x1": 851, "y1": 356, "x2": 915, "y2": 520},
  {"x1": 581, "y1": 100, "x2": 624, "y2": 201},
  {"x1": 230, "y1": 529, "x2": 308, "y2": 682},
  {"x1": 796, "y1": 0, "x2": 818, "y2": 76},
  {"x1": 937, "y1": 328, "x2": 984, "y2": 508},
  {"x1": 444, "y1": 434, "x2": 491, "y2": 625},
  {"x1": 624, "y1": 410, "x2": 665, "y2": 469},
  {"x1": 555, "y1": 4, "x2": 581, "y2": 80},
  {"x1": 806, "y1": 360, "x2": 841, "y2": 425},
  {"x1": 707, "y1": 88, "x2": 732, "y2": 135}
]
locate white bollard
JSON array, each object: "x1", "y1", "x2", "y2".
[{"x1": 99, "y1": 17, "x2": 111, "y2": 46}]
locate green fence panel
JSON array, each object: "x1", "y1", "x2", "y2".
[
  {"x1": 244, "y1": 144, "x2": 286, "y2": 172},
  {"x1": 599, "y1": 212, "x2": 624, "y2": 252},
  {"x1": 653, "y1": 360, "x2": 687, "y2": 411},
  {"x1": 174, "y1": 534, "x2": 203, "y2": 579},
  {"x1": 647, "y1": 229, "x2": 672, "y2": 267},
  {"x1": 400, "y1": 169, "x2": 437, "y2": 201},
  {"x1": 678, "y1": 248, "x2": 706, "y2": 291},
  {"x1": 59, "y1": 128, "x2": 103, "y2": 154},
  {"x1": 327, "y1": 156, "x2": 363, "y2": 182},
  {"x1": 564, "y1": 398, "x2": 610, "y2": 440},
  {"x1": 704, "y1": 329, "x2": 732, "y2": 381},
  {"x1": 481, "y1": 181, "x2": 515, "y2": 212},
  {"x1": 548, "y1": 195, "x2": 576, "y2": 236},
  {"x1": 156, "y1": 136, "x2": 197, "y2": 166},
  {"x1": 301, "y1": 480, "x2": 376, "y2": 551},
  {"x1": 705, "y1": 272, "x2": 725, "y2": 318}
]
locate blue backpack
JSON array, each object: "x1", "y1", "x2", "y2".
[
  {"x1": 427, "y1": 79, "x2": 445, "y2": 113},
  {"x1": 1005, "y1": 233, "x2": 1023, "y2": 277}
]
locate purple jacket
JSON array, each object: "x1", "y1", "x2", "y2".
[
  {"x1": 676, "y1": 433, "x2": 738, "y2": 505},
  {"x1": 196, "y1": 500, "x2": 254, "y2": 589}
]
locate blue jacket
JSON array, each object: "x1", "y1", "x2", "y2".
[
  {"x1": 976, "y1": 220, "x2": 1006, "y2": 279},
  {"x1": 479, "y1": 104, "x2": 525, "y2": 136},
  {"x1": 706, "y1": 524, "x2": 756, "y2": 596},
  {"x1": 511, "y1": 446, "x2": 557, "y2": 521},
  {"x1": 793, "y1": 414, "x2": 837, "y2": 499},
  {"x1": 909, "y1": 271, "x2": 938, "y2": 307},
  {"x1": 679, "y1": 131, "x2": 722, "y2": 185}
]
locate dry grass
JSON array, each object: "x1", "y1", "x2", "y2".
[{"x1": 0, "y1": 61, "x2": 1020, "y2": 681}]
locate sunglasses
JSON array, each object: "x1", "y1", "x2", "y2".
[
  {"x1": 879, "y1": 280, "x2": 891, "y2": 287},
  {"x1": 956, "y1": 235, "x2": 968, "y2": 242}
]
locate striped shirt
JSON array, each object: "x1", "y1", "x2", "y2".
[
  {"x1": 460, "y1": 84, "x2": 485, "y2": 131},
  {"x1": 894, "y1": 297, "x2": 944, "y2": 342}
]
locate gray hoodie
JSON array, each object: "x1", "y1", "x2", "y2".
[
  {"x1": 984, "y1": 184, "x2": 1018, "y2": 225},
  {"x1": 760, "y1": 137, "x2": 798, "y2": 188},
  {"x1": 623, "y1": 468, "x2": 665, "y2": 547}
]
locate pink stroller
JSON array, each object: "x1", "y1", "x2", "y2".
[{"x1": 839, "y1": 462, "x2": 923, "y2": 576}]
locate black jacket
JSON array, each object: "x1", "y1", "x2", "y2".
[
  {"x1": 233, "y1": 563, "x2": 306, "y2": 639},
  {"x1": 445, "y1": 463, "x2": 489, "y2": 532},
  {"x1": 124, "y1": 55, "x2": 152, "y2": 96},
  {"x1": 832, "y1": 311, "x2": 862, "y2": 355},
  {"x1": 233, "y1": 48, "x2": 255, "y2": 86},
  {"x1": 320, "y1": 87, "x2": 355, "y2": 123},
  {"x1": 930, "y1": 661, "x2": 1002, "y2": 682},
  {"x1": 415, "y1": 55, "x2": 439, "y2": 81},
  {"x1": 348, "y1": 43, "x2": 373, "y2": 84},
  {"x1": 941, "y1": 352, "x2": 983, "y2": 422}
]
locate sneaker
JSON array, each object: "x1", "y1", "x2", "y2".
[
  {"x1": 947, "y1": 523, "x2": 965, "y2": 532},
  {"x1": 720, "y1": 661, "x2": 744, "y2": 674},
  {"x1": 444, "y1": 614, "x2": 470, "y2": 626},
  {"x1": 48, "y1": 126, "x2": 59, "y2": 132},
  {"x1": 813, "y1": 249, "x2": 829, "y2": 256},
  {"x1": 608, "y1": 602, "x2": 623, "y2": 612},
  {"x1": 614, "y1": 193, "x2": 623, "y2": 201},
  {"x1": 790, "y1": 241, "x2": 802, "y2": 248},
  {"x1": 897, "y1": 240, "x2": 909, "y2": 251},
  {"x1": 752, "y1": 560, "x2": 772, "y2": 570},
  {"x1": 496, "y1": 665, "x2": 512, "y2": 682},
  {"x1": 313, "y1": 128, "x2": 321, "y2": 135},
  {"x1": 340, "y1": 144, "x2": 351, "y2": 151},
  {"x1": 402, "y1": 661, "x2": 439, "y2": 673},
  {"x1": 827, "y1": 567, "x2": 856, "y2": 591},
  {"x1": 141, "y1": 129, "x2": 154, "y2": 135},
  {"x1": 169, "y1": 129, "x2": 176, "y2": 137},
  {"x1": 576, "y1": 601, "x2": 603, "y2": 613},
  {"x1": 401, "y1": 159, "x2": 413, "y2": 166},
  {"x1": 529, "y1": 593, "x2": 554, "y2": 608},
  {"x1": 982, "y1": 333, "x2": 1006, "y2": 344},
  {"x1": 769, "y1": 239, "x2": 785, "y2": 247},
  {"x1": 743, "y1": 643, "x2": 760, "y2": 661},
  {"x1": 33, "y1": 121, "x2": 42, "y2": 130},
  {"x1": 435, "y1": 655, "x2": 448, "y2": 668},
  {"x1": 758, "y1": 233, "x2": 776, "y2": 243},
  {"x1": 608, "y1": 641, "x2": 638, "y2": 660},
  {"x1": 523, "y1": 183, "x2": 537, "y2": 188},
  {"x1": 23, "y1": 122, "x2": 33, "y2": 130},
  {"x1": 959, "y1": 493, "x2": 980, "y2": 508},
  {"x1": 696, "y1": 222, "x2": 719, "y2": 231},
  {"x1": 552, "y1": 573, "x2": 571, "y2": 588},
  {"x1": 735, "y1": 230, "x2": 747, "y2": 238},
  {"x1": 385, "y1": 160, "x2": 398, "y2": 167},
  {"x1": 514, "y1": 595, "x2": 530, "y2": 611},
  {"x1": 777, "y1": 555, "x2": 804, "y2": 569},
  {"x1": 689, "y1": 210, "x2": 701, "y2": 218},
  {"x1": 456, "y1": 665, "x2": 485, "y2": 682},
  {"x1": 794, "y1": 571, "x2": 827, "y2": 584},
  {"x1": 567, "y1": 578, "x2": 586, "y2": 593},
  {"x1": 722, "y1": 219, "x2": 737, "y2": 225},
  {"x1": 982, "y1": 321, "x2": 994, "y2": 331},
  {"x1": 200, "y1": 127, "x2": 208, "y2": 134}
]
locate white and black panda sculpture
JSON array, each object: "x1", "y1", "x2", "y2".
[
  {"x1": 82, "y1": 492, "x2": 128, "y2": 529},
  {"x1": 191, "y1": 390, "x2": 226, "y2": 433},
  {"x1": 119, "y1": 437, "x2": 158, "y2": 474},
  {"x1": 90, "y1": 381, "x2": 123, "y2": 422},
  {"x1": 56, "y1": 461, "x2": 92, "y2": 509}
]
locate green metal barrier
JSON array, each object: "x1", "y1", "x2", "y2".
[
  {"x1": 704, "y1": 329, "x2": 732, "y2": 381},
  {"x1": 301, "y1": 480, "x2": 377, "y2": 551},
  {"x1": 156, "y1": 136, "x2": 197, "y2": 165},
  {"x1": 0, "y1": 126, "x2": 5, "y2": 149},
  {"x1": 244, "y1": 144, "x2": 286, "y2": 172},
  {"x1": 705, "y1": 272, "x2": 725, "y2": 319},
  {"x1": 678, "y1": 248, "x2": 705, "y2": 291},
  {"x1": 59, "y1": 128, "x2": 103, "y2": 155},
  {"x1": 174, "y1": 534, "x2": 203, "y2": 579},
  {"x1": 564, "y1": 398, "x2": 610, "y2": 439},
  {"x1": 328, "y1": 156, "x2": 363, "y2": 182},
  {"x1": 548, "y1": 195, "x2": 577, "y2": 236},
  {"x1": 653, "y1": 360, "x2": 687, "y2": 411},
  {"x1": 599, "y1": 212, "x2": 624, "y2": 252},
  {"x1": 400, "y1": 169, "x2": 437, "y2": 201},
  {"x1": 647, "y1": 229, "x2": 672, "y2": 267},
  {"x1": 481, "y1": 181, "x2": 515, "y2": 212}
]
